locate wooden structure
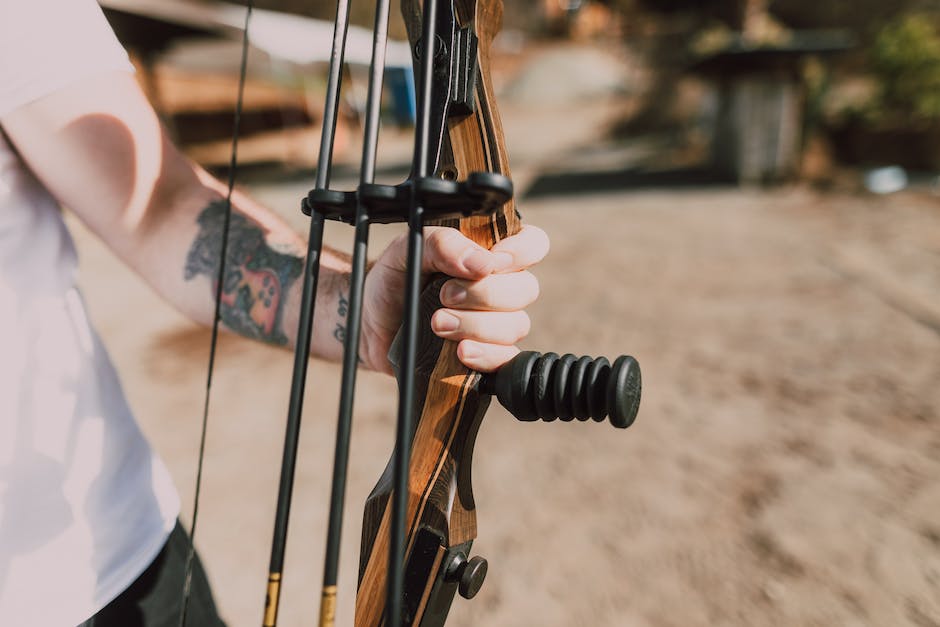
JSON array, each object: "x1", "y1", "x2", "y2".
[
  {"x1": 98, "y1": 0, "x2": 415, "y2": 168},
  {"x1": 693, "y1": 31, "x2": 850, "y2": 183},
  {"x1": 691, "y1": 0, "x2": 851, "y2": 183}
]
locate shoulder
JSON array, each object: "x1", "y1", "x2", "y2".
[{"x1": 0, "y1": 0, "x2": 133, "y2": 119}]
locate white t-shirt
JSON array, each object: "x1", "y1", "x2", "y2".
[{"x1": 0, "y1": 2, "x2": 180, "y2": 625}]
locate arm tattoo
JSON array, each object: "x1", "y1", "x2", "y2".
[
  {"x1": 184, "y1": 200, "x2": 302, "y2": 346},
  {"x1": 332, "y1": 277, "x2": 362, "y2": 363},
  {"x1": 333, "y1": 291, "x2": 349, "y2": 344}
]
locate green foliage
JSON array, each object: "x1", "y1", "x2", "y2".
[{"x1": 871, "y1": 13, "x2": 940, "y2": 120}]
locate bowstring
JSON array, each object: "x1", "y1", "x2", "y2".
[{"x1": 178, "y1": 2, "x2": 254, "y2": 625}]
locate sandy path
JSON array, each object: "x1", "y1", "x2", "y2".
[
  {"x1": 71, "y1": 177, "x2": 940, "y2": 626},
  {"x1": 65, "y1": 44, "x2": 940, "y2": 627}
]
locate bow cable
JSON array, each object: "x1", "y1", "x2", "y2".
[{"x1": 179, "y1": 2, "x2": 254, "y2": 626}]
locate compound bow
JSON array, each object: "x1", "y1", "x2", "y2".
[{"x1": 187, "y1": 0, "x2": 642, "y2": 625}]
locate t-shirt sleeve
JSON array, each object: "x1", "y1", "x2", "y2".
[{"x1": 0, "y1": 0, "x2": 134, "y2": 117}]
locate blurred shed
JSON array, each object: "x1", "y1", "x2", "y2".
[
  {"x1": 99, "y1": 0, "x2": 415, "y2": 167},
  {"x1": 692, "y1": 29, "x2": 852, "y2": 184}
]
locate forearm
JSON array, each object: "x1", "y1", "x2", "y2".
[
  {"x1": 0, "y1": 71, "x2": 351, "y2": 361},
  {"x1": 1, "y1": 71, "x2": 547, "y2": 375},
  {"x1": 136, "y1": 165, "x2": 353, "y2": 362}
]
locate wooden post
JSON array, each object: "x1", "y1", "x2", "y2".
[{"x1": 712, "y1": 73, "x2": 802, "y2": 184}]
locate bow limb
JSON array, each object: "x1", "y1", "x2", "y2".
[{"x1": 354, "y1": 0, "x2": 518, "y2": 623}]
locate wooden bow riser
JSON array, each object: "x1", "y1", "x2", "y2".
[{"x1": 355, "y1": 0, "x2": 520, "y2": 624}]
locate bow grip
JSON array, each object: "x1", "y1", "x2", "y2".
[{"x1": 481, "y1": 351, "x2": 642, "y2": 428}]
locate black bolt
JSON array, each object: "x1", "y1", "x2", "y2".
[{"x1": 444, "y1": 553, "x2": 488, "y2": 599}]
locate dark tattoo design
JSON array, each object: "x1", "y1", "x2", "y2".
[
  {"x1": 333, "y1": 289, "x2": 350, "y2": 344},
  {"x1": 332, "y1": 280, "x2": 362, "y2": 363},
  {"x1": 184, "y1": 200, "x2": 303, "y2": 346}
]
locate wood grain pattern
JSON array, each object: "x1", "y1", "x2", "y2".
[{"x1": 354, "y1": 0, "x2": 520, "y2": 623}]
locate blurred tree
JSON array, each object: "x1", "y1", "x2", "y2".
[
  {"x1": 871, "y1": 12, "x2": 940, "y2": 120},
  {"x1": 773, "y1": 0, "x2": 916, "y2": 40}
]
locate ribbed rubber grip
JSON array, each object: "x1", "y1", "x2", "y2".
[{"x1": 482, "y1": 351, "x2": 641, "y2": 428}]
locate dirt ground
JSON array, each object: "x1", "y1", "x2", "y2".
[{"x1": 68, "y1": 44, "x2": 940, "y2": 627}]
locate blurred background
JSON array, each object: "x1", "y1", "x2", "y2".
[{"x1": 69, "y1": 0, "x2": 940, "y2": 624}]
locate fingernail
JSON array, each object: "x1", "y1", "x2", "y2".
[
  {"x1": 434, "y1": 311, "x2": 460, "y2": 332},
  {"x1": 442, "y1": 283, "x2": 467, "y2": 305}
]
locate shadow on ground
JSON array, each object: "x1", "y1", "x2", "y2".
[{"x1": 522, "y1": 166, "x2": 731, "y2": 198}]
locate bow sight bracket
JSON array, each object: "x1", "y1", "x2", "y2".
[{"x1": 302, "y1": 172, "x2": 511, "y2": 224}]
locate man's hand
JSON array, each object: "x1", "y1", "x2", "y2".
[{"x1": 361, "y1": 225, "x2": 550, "y2": 375}]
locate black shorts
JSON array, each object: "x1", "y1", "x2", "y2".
[{"x1": 78, "y1": 521, "x2": 227, "y2": 627}]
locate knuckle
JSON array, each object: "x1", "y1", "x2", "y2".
[
  {"x1": 426, "y1": 227, "x2": 456, "y2": 257},
  {"x1": 516, "y1": 312, "x2": 531, "y2": 340},
  {"x1": 521, "y1": 271, "x2": 539, "y2": 301},
  {"x1": 423, "y1": 227, "x2": 445, "y2": 256},
  {"x1": 476, "y1": 279, "x2": 496, "y2": 308}
]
